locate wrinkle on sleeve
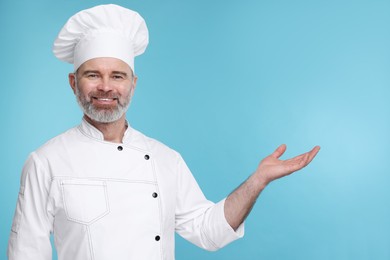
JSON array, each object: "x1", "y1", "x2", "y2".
[{"x1": 174, "y1": 155, "x2": 244, "y2": 251}]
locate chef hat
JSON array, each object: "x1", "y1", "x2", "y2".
[{"x1": 52, "y1": 4, "x2": 148, "y2": 72}]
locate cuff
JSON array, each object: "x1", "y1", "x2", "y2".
[{"x1": 205, "y1": 198, "x2": 245, "y2": 249}]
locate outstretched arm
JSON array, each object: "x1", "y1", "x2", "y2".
[{"x1": 224, "y1": 144, "x2": 320, "y2": 230}]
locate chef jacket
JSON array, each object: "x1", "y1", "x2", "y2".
[{"x1": 8, "y1": 119, "x2": 244, "y2": 260}]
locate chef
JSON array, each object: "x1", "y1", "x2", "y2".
[{"x1": 7, "y1": 4, "x2": 320, "y2": 260}]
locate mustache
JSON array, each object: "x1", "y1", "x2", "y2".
[{"x1": 89, "y1": 91, "x2": 119, "y2": 99}]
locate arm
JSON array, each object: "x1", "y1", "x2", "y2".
[
  {"x1": 224, "y1": 144, "x2": 320, "y2": 230},
  {"x1": 8, "y1": 153, "x2": 53, "y2": 260}
]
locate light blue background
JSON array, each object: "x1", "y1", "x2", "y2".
[{"x1": 1, "y1": 0, "x2": 389, "y2": 259}]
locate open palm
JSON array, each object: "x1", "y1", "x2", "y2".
[{"x1": 256, "y1": 144, "x2": 320, "y2": 185}]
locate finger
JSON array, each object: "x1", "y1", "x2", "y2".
[
  {"x1": 285, "y1": 146, "x2": 320, "y2": 163},
  {"x1": 271, "y1": 144, "x2": 287, "y2": 159},
  {"x1": 285, "y1": 152, "x2": 308, "y2": 164},
  {"x1": 306, "y1": 146, "x2": 321, "y2": 164},
  {"x1": 284, "y1": 153, "x2": 309, "y2": 172},
  {"x1": 285, "y1": 146, "x2": 320, "y2": 171}
]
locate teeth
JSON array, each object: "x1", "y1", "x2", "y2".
[{"x1": 97, "y1": 98, "x2": 113, "y2": 101}]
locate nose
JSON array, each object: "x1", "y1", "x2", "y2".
[{"x1": 97, "y1": 76, "x2": 113, "y2": 92}]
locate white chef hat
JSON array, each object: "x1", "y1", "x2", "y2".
[{"x1": 52, "y1": 4, "x2": 148, "y2": 73}]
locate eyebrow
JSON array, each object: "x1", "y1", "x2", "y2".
[
  {"x1": 112, "y1": 71, "x2": 129, "y2": 77},
  {"x1": 80, "y1": 70, "x2": 130, "y2": 77},
  {"x1": 80, "y1": 70, "x2": 99, "y2": 76}
]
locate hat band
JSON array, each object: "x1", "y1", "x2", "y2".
[{"x1": 73, "y1": 31, "x2": 134, "y2": 72}]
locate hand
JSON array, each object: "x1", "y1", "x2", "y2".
[{"x1": 255, "y1": 144, "x2": 320, "y2": 186}]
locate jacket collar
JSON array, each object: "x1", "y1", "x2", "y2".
[{"x1": 79, "y1": 117, "x2": 132, "y2": 143}]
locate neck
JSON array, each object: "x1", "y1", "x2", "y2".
[{"x1": 84, "y1": 114, "x2": 127, "y2": 143}]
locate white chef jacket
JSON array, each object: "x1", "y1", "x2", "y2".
[{"x1": 8, "y1": 119, "x2": 244, "y2": 260}]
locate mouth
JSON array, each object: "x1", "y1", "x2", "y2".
[
  {"x1": 92, "y1": 97, "x2": 119, "y2": 106},
  {"x1": 94, "y1": 97, "x2": 117, "y2": 101}
]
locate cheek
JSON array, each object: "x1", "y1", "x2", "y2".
[
  {"x1": 76, "y1": 87, "x2": 91, "y2": 101},
  {"x1": 77, "y1": 83, "x2": 95, "y2": 98},
  {"x1": 120, "y1": 85, "x2": 134, "y2": 98}
]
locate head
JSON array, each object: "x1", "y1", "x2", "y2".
[
  {"x1": 69, "y1": 57, "x2": 137, "y2": 123},
  {"x1": 53, "y1": 5, "x2": 148, "y2": 124}
]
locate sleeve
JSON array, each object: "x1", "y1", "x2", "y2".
[
  {"x1": 174, "y1": 155, "x2": 244, "y2": 251},
  {"x1": 7, "y1": 152, "x2": 53, "y2": 260}
]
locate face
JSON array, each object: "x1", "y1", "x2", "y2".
[{"x1": 69, "y1": 57, "x2": 137, "y2": 123}]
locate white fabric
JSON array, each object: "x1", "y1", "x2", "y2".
[
  {"x1": 8, "y1": 119, "x2": 244, "y2": 260},
  {"x1": 52, "y1": 4, "x2": 148, "y2": 72}
]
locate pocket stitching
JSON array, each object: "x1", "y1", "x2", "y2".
[{"x1": 61, "y1": 181, "x2": 110, "y2": 225}]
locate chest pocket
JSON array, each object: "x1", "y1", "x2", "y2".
[{"x1": 61, "y1": 179, "x2": 110, "y2": 225}]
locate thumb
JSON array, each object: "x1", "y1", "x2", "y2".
[{"x1": 271, "y1": 144, "x2": 287, "y2": 159}]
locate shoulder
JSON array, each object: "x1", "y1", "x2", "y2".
[
  {"x1": 20, "y1": 125, "x2": 79, "y2": 181},
  {"x1": 127, "y1": 127, "x2": 182, "y2": 161},
  {"x1": 34, "y1": 125, "x2": 81, "y2": 158}
]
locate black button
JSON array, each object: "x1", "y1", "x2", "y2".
[
  {"x1": 117, "y1": 146, "x2": 123, "y2": 151},
  {"x1": 152, "y1": 192, "x2": 158, "y2": 198},
  {"x1": 144, "y1": 154, "x2": 150, "y2": 160},
  {"x1": 155, "y1": 235, "x2": 160, "y2": 241}
]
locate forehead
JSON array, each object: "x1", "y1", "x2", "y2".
[{"x1": 78, "y1": 57, "x2": 132, "y2": 74}]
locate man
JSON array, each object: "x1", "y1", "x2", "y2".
[{"x1": 8, "y1": 4, "x2": 320, "y2": 260}]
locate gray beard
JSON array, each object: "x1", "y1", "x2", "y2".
[{"x1": 75, "y1": 84, "x2": 131, "y2": 123}]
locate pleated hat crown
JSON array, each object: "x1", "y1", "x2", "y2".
[{"x1": 52, "y1": 4, "x2": 148, "y2": 72}]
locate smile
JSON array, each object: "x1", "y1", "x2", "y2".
[
  {"x1": 95, "y1": 98, "x2": 116, "y2": 101},
  {"x1": 92, "y1": 97, "x2": 119, "y2": 105}
]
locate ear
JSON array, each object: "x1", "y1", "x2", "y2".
[
  {"x1": 131, "y1": 75, "x2": 138, "y2": 94},
  {"x1": 68, "y1": 73, "x2": 77, "y2": 94},
  {"x1": 133, "y1": 75, "x2": 138, "y2": 88}
]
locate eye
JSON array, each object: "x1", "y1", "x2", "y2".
[
  {"x1": 86, "y1": 73, "x2": 99, "y2": 79},
  {"x1": 112, "y1": 74, "x2": 125, "y2": 80}
]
